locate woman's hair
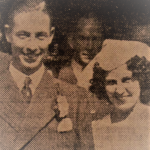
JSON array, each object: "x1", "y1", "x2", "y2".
[
  {"x1": 89, "y1": 62, "x2": 110, "y2": 102},
  {"x1": 89, "y1": 55, "x2": 150, "y2": 104},
  {"x1": 127, "y1": 55, "x2": 150, "y2": 104}
]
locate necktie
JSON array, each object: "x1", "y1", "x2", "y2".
[{"x1": 21, "y1": 77, "x2": 32, "y2": 103}]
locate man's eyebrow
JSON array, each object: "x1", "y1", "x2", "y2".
[
  {"x1": 15, "y1": 31, "x2": 30, "y2": 35},
  {"x1": 36, "y1": 32, "x2": 48, "y2": 36}
]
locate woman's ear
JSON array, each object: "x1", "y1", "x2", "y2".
[
  {"x1": 48, "y1": 27, "x2": 55, "y2": 44},
  {"x1": 4, "y1": 24, "x2": 12, "y2": 43},
  {"x1": 67, "y1": 33, "x2": 74, "y2": 49}
]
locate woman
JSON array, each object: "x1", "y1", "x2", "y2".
[{"x1": 80, "y1": 39, "x2": 150, "y2": 150}]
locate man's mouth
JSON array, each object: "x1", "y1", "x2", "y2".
[
  {"x1": 82, "y1": 52, "x2": 88, "y2": 55},
  {"x1": 82, "y1": 51, "x2": 95, "y2": 59},
  {"x1": 82, "y1": 52, "x2": 93, "y2": 59},
  {"x1": 21, "y1": 51, "x2": 43, "y2": 62}
]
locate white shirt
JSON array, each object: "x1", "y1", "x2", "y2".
[
  {"x1": 71, "y1": 59, "x2": 83, "y2": 83},
  {"x1": 71, "y1": 59, "x2": 92, "y2": 90},
  {"x1": 9, "y1": 63, "x2": 45, "y2": 95}
]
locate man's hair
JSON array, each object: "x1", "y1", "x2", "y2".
[
  {"x1": 0, "y1": 0, "x2": 53, "y2": 54},
  {"x1": 4, "y1": 0, "x2": 53, "y2": 29},
  {"x1": 69, "y1": 12, "x2": 105, "y2": 37}
]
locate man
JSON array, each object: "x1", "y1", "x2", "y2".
[
  {"x1": 0, "y1": 0, "x2": 94, "y2": 149},
  {"x1": 59, "y1": 12, "x2": 105, "y2": 85}
]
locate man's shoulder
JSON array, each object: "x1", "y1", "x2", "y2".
[
  {"x1": 0, "y1": 66, "x2": 12, "y2": 86},
  {"x1": 0, "y1": 51, "x2": 11, "y2": 61},
  {"x1": 58, "y1": 65, "x2": 77, "y2": 84},
  {"x1": 59, "y1": 65, "x2": 73, "y2": 75},
  {"x1": 53, "y1": 76, "x2": 85, "y2": 94},
  {"x1": 0, "y1": 51, "x2": 11, "y2": 71}
]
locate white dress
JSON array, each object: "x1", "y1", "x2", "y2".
[{"x1": 92, "y1": 103, "x2": 150, "y2": 150}]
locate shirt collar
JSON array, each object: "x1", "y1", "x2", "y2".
[
  {"x1": 71, "y1": 59, "x2": 83, "y2": 82},
  {"x1": 9, "y1": 63, "x2": 45, "y2": 94}
]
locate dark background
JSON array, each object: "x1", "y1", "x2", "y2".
[{"x1": 0, "y1": 0, "x2": 150, "y2": 75}]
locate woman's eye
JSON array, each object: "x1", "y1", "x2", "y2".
[
  {"x1": 106, "y1": 80, "x2": 117, "y2": 85},
  {"x1": 122, "y1": 77, "x2": 131, "y2": 83}
]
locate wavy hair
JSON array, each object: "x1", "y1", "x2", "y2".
[{"x1": 89, "y1": 55, "x2": 150, "y2": 104}]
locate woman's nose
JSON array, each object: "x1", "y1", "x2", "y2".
[{"x1": 115, "y1": 85, "x2": 126, "y2": 95}]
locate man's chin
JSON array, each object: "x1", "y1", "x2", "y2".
[
  {"x1": 20, "y1": 56, "x2": 42, "y2": 70},
  {"x1": 81, "y1": 58, "x2": 91, "y2": 65}
]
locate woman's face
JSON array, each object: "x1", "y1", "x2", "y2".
[{"x1": 105, "y1": 64, "x2": 140, "y2": 112}]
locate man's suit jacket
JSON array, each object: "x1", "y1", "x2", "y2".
[
  {"x1": 0, "y1": 52, "x2": 94, "y2": 150},
  {"x1": 59, "y1": 65, "x2": 78, "y2": 85}
]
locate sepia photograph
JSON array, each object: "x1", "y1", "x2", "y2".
[{"x1": 0, "y1": 0, "x2": 150, "y2": 149}]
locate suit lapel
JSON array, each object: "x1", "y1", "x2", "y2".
[
  {"x1": 0, "y1": 70, "x2": 30, "y2": 129},
  {"x1": 21, "y1": 70, "x2": 56, "y2": 129},
  {"x1": 59, "y1": 65, "x2": 77, "y2": 84},
  {"x1": 0, "y1": 70, "x2": 59, "y2": 149},
  {"x1": 66, "y1": 66, "x2": 78, "y2": 84},
  {"x1": 70, "y1": 66, "x2": 78, "y2": 83}
]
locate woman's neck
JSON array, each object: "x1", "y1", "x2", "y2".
[{"x1": 110, "y1": 105, "x2": 135, "y2": 123}]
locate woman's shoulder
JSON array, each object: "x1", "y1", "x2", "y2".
[
  {"x1": 113, "y1": 102, "x2": 150, "y2": 128},
  {"x1": 133, "y1": 103, "x2": 150, "y2": 116},
  {"x1": 131, "y1": 103, "x2": 150, "y2": 122}
]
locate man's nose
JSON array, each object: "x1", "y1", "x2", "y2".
[
  {"x1": 86, "y1": 39, "x2": 93, "y2": 49},
  {"x1": 26, "y1": 39, "x2": 38, "y2": 52}
]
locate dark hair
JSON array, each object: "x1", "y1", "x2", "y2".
[
  {"x1": 69, "y1": 12, "x2": 105, "y2": 39},
  {"x1": 90, "y1": 55, "x2": 150, "y2": 105},
  {"x1": 127, "y1": 55, "x2": 150, "y2": 104},
  {"x1": 89, "y1": 62, "x2": 110, "y2": 102}
]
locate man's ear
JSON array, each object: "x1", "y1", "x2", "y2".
[
  {"x1": 49, "y1": 27, "x2": 55, "y2": 44},
  {"x1": 68, "y1": 33, "x2": 74, "y2": 49},
  {"x1": 4, "y1": 24, "x2": 12, "y2": 43}
]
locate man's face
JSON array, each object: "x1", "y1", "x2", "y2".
[
  {"x1": 6, "y1": 10, "x2": 54, "y2": 74},
  {"x1": 73, "y1": 18, "x2": 103, "y2": 66},
  {"x1": 105, "y1": 64, "x2": 140, "y2": 112}
]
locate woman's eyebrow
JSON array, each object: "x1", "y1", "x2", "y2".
[
  {"x1": 122, "y1": 76, "x2": 131, "y2": 82},
  {"x1": 106, "y1": 79, "x2": 117, "y2": 84}
]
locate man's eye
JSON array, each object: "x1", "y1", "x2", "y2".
[
  {"x1": 106, "y1": 80, "x2": 117, "y2": 85},
  {"x1": 79, "y1": 36, "x2": 86, "y2": 40},
  {"x1": 16, "y1": 33, "x2": 29, "y2": 39},
  {"x1": 92, "y1": 37, "x2": 98, "y2": 41},
  {"x1": 37, "y1": 36, "x2": 46, "y2": 40},
  {"x1": 36, "y1": 33, "x2": 48, "y2": 40}
]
